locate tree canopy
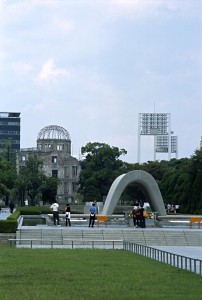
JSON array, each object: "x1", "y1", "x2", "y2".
[
  {"x1": 124, "y1": 150, "x2": 202, "y2": 213},
  {"x1": 15, "y1": 157, "x2": 59, "y2": 205},
  {"x1": 79, "y1": 142, "x2": 127, "y2": 202},
  {"x1": 0, "y1": 144, "x2": 17, "y2": 205}
]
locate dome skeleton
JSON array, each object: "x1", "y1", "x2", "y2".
[{"x1": 37, "y1": 125, "x2": 71, "y2": 141}]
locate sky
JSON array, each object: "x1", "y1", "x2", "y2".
[{"x1": 0, "y1": 0, "x2": 202, "y2": 163}]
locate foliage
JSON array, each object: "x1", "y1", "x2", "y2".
[
  {"x1": 15, "y1": 157, "x2": 46, "y2": 205},
  {"x1": 41, "y1": 176, "x2": 59, "y2": 204},
  {"x1": 0, "y1": 206, "x2": 51, "y2": 233},
  {"x1": 125, "y1": 151, "x2": 202, "y2": 214},
  {"x1": 9, "y1": 206, "x2": 50, "y2": 216},
  {"x1": 79, "y1": 142, "x2": 202, "y2": 213},
  {"x1": 15, "y1": 157, "x2": 59, "y2": 206},
  {"x1": 17, "y1": 206, "x2": 41, "y2": 215},
  {"x1": 79, "y1": 142, "x2": 127, "y2": 202},
  {"x1": 7, "y1": 210, "x2": 20, "y2": 220},
  {"x1": 0, "y1": 154, "x2": 17, "y2": 202},
  {"x1": 0, "y1": 220, "x2": 18, "y2": 233}
]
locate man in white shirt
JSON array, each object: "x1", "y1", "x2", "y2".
[{"x1": 50, "y1": 200, "x2": 59, "y2": 226}]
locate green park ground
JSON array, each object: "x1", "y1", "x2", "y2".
[{"x1": 0, "y1": 246, "x2": 202, "y2": 300}]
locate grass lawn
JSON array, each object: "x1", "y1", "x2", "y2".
[{"x1": 0, "y1": 245, "x2": 202, "y2": 300}]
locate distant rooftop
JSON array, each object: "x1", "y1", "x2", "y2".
[{"x1": 0, "y1": 112, "x2": 20, "y2": 118}]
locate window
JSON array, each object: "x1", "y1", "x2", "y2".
[
  {"x1": 45, "y1": 144, "x2": 51, "y2": 149},
  {"x1": 52, "y1": 170, "x2": 58, "y2": 177},
  {"x1": 64, "y1": 182, "x2": 68, "y2": 193},
  {"x1": 64, "y1": 166, "x2": 69, "y2": 177},
  {"x1": 21, "y1": 155, "x2": 26, "y2": 161},
  {"x1": 72, "y1": 166, "x2": 77, "y2": 176},
  {"x1": 57, "y1": 144, "x2": 64, "y2": 150},
  {"x1": 72, "y1": 182, "x2": 77, "y2": 192},
  {"x1": 52, "y1": 156, "x2": 57, "y2": 163}
]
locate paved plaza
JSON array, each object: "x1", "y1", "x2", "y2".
[{"x1": 1, "y1": 210, "x2": 202, "y2": 262}]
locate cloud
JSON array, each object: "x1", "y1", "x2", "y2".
[{"x1": 36, "y1": 59, "x2": 70, "y2": 83}]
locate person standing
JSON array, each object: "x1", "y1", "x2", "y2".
[
  {"x1": 132, "y1": 206, "x2": 139, "y2": 228},
  {"x1": 50, "y1": 200, "x2": 60, "y2": 226},
  {"x1": 9, "y1": 202, "x2": 14, "y2": 213},
  {"x1": 64, "y1": 204, "x2": 71, "y2": 226},
  {"x1": 139, "y1": 206, "x2": 146, "y2": 228},
  {"x1": 89, "y1": 202, "x2": 96, "y2": 227}
]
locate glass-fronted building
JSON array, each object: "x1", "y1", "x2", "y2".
[{"x1": 0, "y1": 112, "x2": 21, "y2": 153}]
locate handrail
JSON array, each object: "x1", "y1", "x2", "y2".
[
  {"x1": 123, "y1": 241, "x2": 202, "y2": 276},
  {"x1": 9, "y1": 238, "x2": 123, "y2": 250}
]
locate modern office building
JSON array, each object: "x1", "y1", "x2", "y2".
[
  {"x1": 16, "y1": 125, "x2": 81, "y2": 204},
  {"x1": 0, "y1": 112, "x2": 21, "y2": 154}
]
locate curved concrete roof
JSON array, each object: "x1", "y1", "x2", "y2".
[{"x1": 102, "y1": 170, "x2": 166, "y2": 216}]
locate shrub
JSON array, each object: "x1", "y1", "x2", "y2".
[
  {"x1": 0, "y1": 220, "x2": 18, "y2": 233},
  {"x1": 40, "y1": 207, "x2": 51, "y2": 214},
  {"x1": 7, "y1": 210, "x2": 20, "y2": 220},
  {"x1": 18, "y1": 207, "x2": 41, "y2": 215}
]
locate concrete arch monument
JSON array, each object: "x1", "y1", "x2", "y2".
[{"x1": 102, "y1": 170, "x2": 166, "y2": 216}]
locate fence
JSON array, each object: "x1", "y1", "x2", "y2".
[
  {"x1": 9, "y1": 238, "x2": 123, "y2": 250},
  {"x1": 123, "y1": 241, "x2": 202, "y2": 276},
  {"x1": 8, "y1": 238, "x2": 202, "y2": 276}
]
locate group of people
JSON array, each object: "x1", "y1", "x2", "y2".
[
  {"x1": 50, "y1": 201, "x2": 71, "y2": 226},
  {"x1": 132, "y1": 206, "x2": 146, "y2": 228},
  {"x1": 50, "y1": 201, "x2": 148, "y2": 228},
  {"x1": 50, "y1": 201, "x2": 96, "y2": 227},
  {"x1": 165, "y1": 203, "x2": 180, "y2": 213}
]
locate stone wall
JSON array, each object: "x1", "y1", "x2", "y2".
[{"x1": 0, "y1": 233, "x2": 16, "y2": 245}]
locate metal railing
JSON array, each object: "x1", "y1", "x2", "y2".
[
  {"x1": 8, "y1": 238, "x2": 202, "y2": 275},
  {"x1": 123, "y1": 241, "x2": 202, "y2": 276},
  {"x1": 9, "y1": 238, "x2": 123, "y2": 250}
]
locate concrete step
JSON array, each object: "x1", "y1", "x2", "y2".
[{"x1": 16, "y1": 228, "x2": 202, "y2": 247}]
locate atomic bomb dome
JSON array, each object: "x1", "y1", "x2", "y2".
[
  {"x1": 17, "y1": 124, "x2": 80, "y2": 204},
  {"x1": 37, "y1": 125, "x2": 71, "y2": 141},
  {"x1": 36, "y1": 125, "x2": 71, "y2": 155}
]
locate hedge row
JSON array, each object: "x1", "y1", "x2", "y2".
[
  {"x1": 0, "y1": 220, "x2": 18, "y2": 233},
  {"x1": 0, "y1": 206, "x2": 51, "y2": 233}
]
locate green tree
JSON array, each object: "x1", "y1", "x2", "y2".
[
  {"x1": 41, "y1": 176, "x2": 58, "y2": 204},
  {"x1": 0, "y1": 153, "x2": 17, "y2": 204},
  {"x1": 15, "y1": 157, "x2": 59, "y2": 206},
  {"x1": 79, "y1": 142, "x2": 127, "y2": 202},
  {"x1": 188, "y1": 149, "x2": 202, "y2": 213}
]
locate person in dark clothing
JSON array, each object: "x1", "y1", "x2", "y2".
[
  {"x1": 64, "y1": 204, "x2": 71, "y2": 226},
  {"x1": 9, "y1": 202, "x2": 14, "y2": 213},
  {"x1": 89, "y1": 203, "x2": 96, "y2": 227},
  {"x1": 139, "y1": 206, "x2": 146, "y2": 228}
]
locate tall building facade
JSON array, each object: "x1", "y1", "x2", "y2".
[
  {"x1": 0, "y1": 112, "x2": 21, "y2": 153},
  {"x1": 16, "y1": 125, "x2": 81, "y2": 204}
]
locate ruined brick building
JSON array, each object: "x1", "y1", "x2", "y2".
[{"x1": 16, "y1": 125, "x2": 81, "y2": 204}]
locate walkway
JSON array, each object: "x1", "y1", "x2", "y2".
[
  {"x1": 0, "y1": 210, "x2": 11, "y2": 220},
  {"x1": 2, "y1": 211, "x2": 202, "y2": 263},
  {"x1": 153, "y1": 246, "x2": 202, "y2": 260}
]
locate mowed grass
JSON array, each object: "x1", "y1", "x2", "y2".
[{"x1": 0, "y1": 246, "x2": 202, "y2": 300}]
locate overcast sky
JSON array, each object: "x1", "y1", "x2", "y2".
[{"x1": 1, "y1": 0, "x2": 201, "y2": 163}]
